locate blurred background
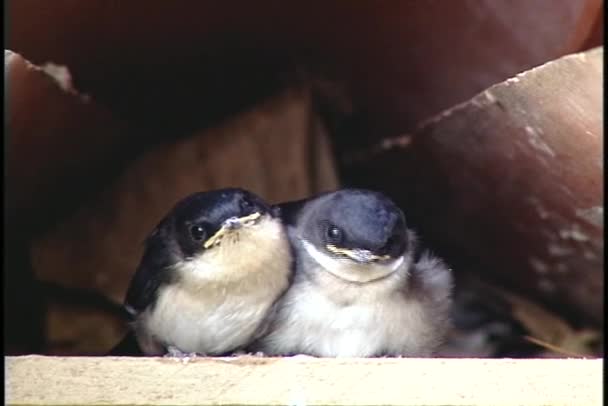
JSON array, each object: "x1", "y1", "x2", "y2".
[{"x1": 5, "y1": 0, "x2": 604, "y2": 357}]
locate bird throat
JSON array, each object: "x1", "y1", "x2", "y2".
[{"x1": 301, "y1": 240, "x2": 404, "y2": 283}]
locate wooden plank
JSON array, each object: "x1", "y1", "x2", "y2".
[{"x1": 6, "y1": 356, "x2": 602, "y2": 406}]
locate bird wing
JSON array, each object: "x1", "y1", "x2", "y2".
[
  {"x1": 124, "y1": 263, "x2": 163, "y2": 318},
  {"x1": 124, "y1": 227, "x2": 173, "y2": 318}
]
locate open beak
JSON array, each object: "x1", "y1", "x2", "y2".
[
  {"x1": 203, "y1": 212, "x2": 262, "y2": 248},
  {"x1": 326, "y1": 244, "x2": 390, "y2": 263}
]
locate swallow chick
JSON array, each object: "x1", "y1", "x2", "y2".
[
  {"x1": 123, "y1": 188, "x2": 292, "y2": 356},
  {"x1": 253, "y1": 188, "x2": 453, "y2": 357}
]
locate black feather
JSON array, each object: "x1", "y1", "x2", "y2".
[
  {"x1": 124, "y1": 223, "x2": 175, "y2": 316},
  {"x1": 272, "y1": 198, "x2": 309, "y2": 227}
]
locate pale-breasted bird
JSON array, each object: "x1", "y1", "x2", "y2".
[
  {"x1": 122, "y1": 188, "x2": 292, "y2": 356},
  {"x1": 252, "y1": 188, "x2": 453, "y2": 357}
]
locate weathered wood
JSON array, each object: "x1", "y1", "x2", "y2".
[
  {"x1": 6, "y1": 356, "x2": 602, "y2": 406},
  {"x1": 345, "y1": 47, "x2": 604, "y2": 326},
  {"x1": 5, "y1": 51, "x2": 134, "y2": 232},
  {"x1": 5, "y1": 50, "x2": 133, "y2": 355},
  {"x1": 8, "y1": 0, "x2": 602, "y2": 139}
]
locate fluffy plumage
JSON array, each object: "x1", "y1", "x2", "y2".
[
  {"x1": 253, "y1": 189, "x2": 453, "y2": 357},
  {"x1": 123, "y1": 188, "x2": 292, "y2": 356}
]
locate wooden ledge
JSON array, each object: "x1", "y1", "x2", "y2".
[{"x1": 6, "y1": 355, "x2": 602, "y2": 406}]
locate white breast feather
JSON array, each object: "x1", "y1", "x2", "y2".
[
  {"x1": 135, "y1": 216, "x2": 291, "y2": 355},
  {"x1": 260, "y1": 239, "x2": 442, "y2": 357}
]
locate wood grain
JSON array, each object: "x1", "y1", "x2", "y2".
[{"x1": 6, "y1": 356, "x2": 602, "y2": 406}]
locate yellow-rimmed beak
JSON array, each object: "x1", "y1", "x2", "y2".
[
  {"x1": 326, "y1": 244, "x2": 391, "y2": 263},
  {"x1": 203, "y1": 212, "x2": 262, "y2": 249}
]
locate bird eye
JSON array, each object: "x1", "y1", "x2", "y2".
[
  {"x1": 326, "y1": 225, "x2": 343, "y2": 244},
  {"x1": 189, "y1": 225, "x2": 207, "y2": 241}
]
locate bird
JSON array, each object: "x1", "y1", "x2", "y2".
[
  {"x1": 120, "y1": 188, "x2": 293, "y2": 356},
  {"x1": 251, "y1": 188, "x2": 453, "y2": 357}
]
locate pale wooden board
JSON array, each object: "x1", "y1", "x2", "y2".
[{"x1": 6, "y1": 356, "x2": 602, "y2": 406}]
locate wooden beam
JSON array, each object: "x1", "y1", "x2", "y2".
[{"x1": 6, "y1": 355, "x2": 602, "y2": 406}]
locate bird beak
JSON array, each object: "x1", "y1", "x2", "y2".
[
  {"x1": 203, "y1": 212, "x2": 262, "y2": 248},
  {"x1": 349, "y1": 249, "x2": 380, "y2": 263},
  {"x1": 326, "y1": 244, "x2": 390, "y2": 263},
  {"x1": 228, "y1": 211, "x2": 262, "y2": 228},
  {"x1": 222, "y1": 217, "x2": 244, "y2": 230}
]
